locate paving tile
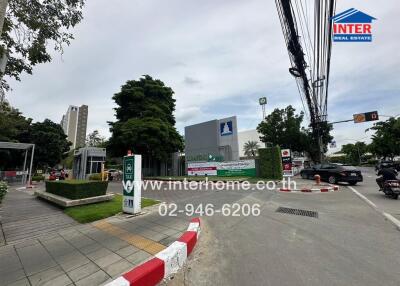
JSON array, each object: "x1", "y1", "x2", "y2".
[
  {"x1": 0, "y1": 248, "x2": 22, "y2": 274},
  {"x1": 0, "y1": 268, "x2": 26, "y2": 286},
  {"x1": 6, "y1": 278, "x2": 30, "y2": 286},
  {"x1": 115, "y1": 245, "x2": 139, "y2": 258},
  {"x1": 41, "y1": 237, "x2": 76, "y2": 257},
  {"x1": 86, "y1": 247, "x2": 113, "y2": 260},
  {"x1": 67, "y1": 262, "x2": 100, "y2": 282},
  {"x1": 125, "y1": 250, "x2": 151, "y2": 265},
  {"x1": 94, "y1": 253, "x2": 122, "y2": 268},
  {"x1": 79, "y1": 242, "x2": 103, "y2": 255},
  {"x1": 16, "y1": 244, "x2": 57, "y2": 275},
  {"x1": 75, "y1": 270, "x2": 110, "y2": 286},
  {"x1": 28, "y1": 266, "x2": 65, "y2": 286},
  {"x1": 55, "y1": 251, "x2": 91, "y2": 272},
  {"x1": 99, "y1": 237, "x2": 130, "y2": 252},
  {"x1": 13, "y1": 239, "x2": 40, "y2": 249},
  {"x1": 103, "y1": 259, "x2": 133, "y2": 278},
  {"x1": 39, "y1": 274, "x2": 72, "y2": 286}
]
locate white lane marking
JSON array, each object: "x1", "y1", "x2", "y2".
[
  {"x1": 348, "y1": 186, "x2": 400, "y2": 231},
  {"x1": 382, "y1": 213, "x2": 400, "y2": 231},
  {"x1": 348, "y1": 186, "x2": 377, "y2": 209}
]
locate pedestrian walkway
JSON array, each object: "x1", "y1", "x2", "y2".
[
  {"x1": 0, "y1": 188, "x2": 77, "y2": 244},
  {"x1": 0, "y1": 189, "x2": 188, "y2": 286}
]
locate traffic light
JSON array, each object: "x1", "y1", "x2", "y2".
[{"x1": 353, "y1": 111, "x2": 379, "y2": 123}]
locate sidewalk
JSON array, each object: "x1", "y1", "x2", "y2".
[{"x1": 0, "y1": 189, "x2": 189, "y2": 286}]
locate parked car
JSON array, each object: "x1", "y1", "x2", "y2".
[
  {"x1": 300, "y1": 163, "x2": 363, "y2": 185},
  {"x1": 106, "y1": 169, "x2": 122, "y2": 181}
]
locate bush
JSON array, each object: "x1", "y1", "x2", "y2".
[
  {"x1": 32, "y1": 175, "x2": 45, "y2": 182},
  {"x1": 45, "y1": 180, "x2": 108, "y2": 200},
  {"x1": 89, "y1": 173, "x2": 103, "y2": 181},
  {"x1": 258, "y1": 146, "x2": 283, "y2": 180},
  {"x1": 0, "y1": 181, "x2": 8, "y2": 203}
]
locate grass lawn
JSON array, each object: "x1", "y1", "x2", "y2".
[{"x1": 64, "y1": 194, "x2": 160, "y2": 223}]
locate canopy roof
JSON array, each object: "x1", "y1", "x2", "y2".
[{"x1": 0, "y1": 142, "x2": 34, "y2": 150}]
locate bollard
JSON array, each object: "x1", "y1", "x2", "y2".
[{"x1": 314, "y1": 174, "x2": 321, "y2": 185}]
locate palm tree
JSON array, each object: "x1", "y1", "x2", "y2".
[{"x1": 243, "y1": 141, "x2": 260, "y2": 157}]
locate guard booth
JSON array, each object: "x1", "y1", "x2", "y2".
[{"x1": 73, "y1": 147, "x2": 106, "y2": 180}]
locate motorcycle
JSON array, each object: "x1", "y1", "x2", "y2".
[{"x1": 380, "y1": 180, "x2": 400, "y2": 200}]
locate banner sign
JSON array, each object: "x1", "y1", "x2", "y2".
[
  {"x1": 217, "y1": 160, "x2": 256, "y2": 177},
  {"x1": 122, "y1": 154, "x2": 142, "y2": 214},
  {"x1": 187, "y1": 162, "x2": 217, "y2": 176},
  {"x1": 188, "y1": 160, "x2": 256, "y2": 177},
  {"x1": 281, "y1": 149, "x2": 293, "y2": 177}
]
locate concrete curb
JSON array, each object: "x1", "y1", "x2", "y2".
[
  {"x1": 279, "y1": 185, "x2": 339, "y2": 193},
  {"x1": 104, "y1": 218, "x2": 201, "y2": 286}
]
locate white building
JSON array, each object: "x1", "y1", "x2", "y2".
[
  {"x1": 238, "y1": 129, "x2": 264, "y2": 158},
  {"x1": 60, "y1": 105, "x2": 88, "y2": 149}
]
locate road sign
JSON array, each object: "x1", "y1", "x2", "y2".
[
  {"x1": 353, "y1": 111, "x2": 379, "y2": 123},
  {"x1": 122, "y1": 154, "x2": 142, "y2": 214},
  {"x1": 281, "y1": 149, "x2": 293, "y2": 177},
  {"x1": 259, "y1": 97, "x2": 267, "y2": 105}
]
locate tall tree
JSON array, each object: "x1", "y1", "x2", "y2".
[
  {"x1": 369, "y1": 117, "x2": 400, "y2": 159},
  {"x1": 86, "y1": 130, "x2": 105, "y2": 147},
  {"x1": 257, "y1": 105, "x2": 308, "y2": 152},
  {"x1": 257, "y1": 105, "x2": 332, "y2": 162},
  {"x1": 243, "y1": 140, "x2": 260, "y2": 157},
  {"x1": 0, "y1": 0, "x2": 85, "y2": 91},
  {"x1": 108, "y1": 75, "x2": 183, "y2": 160},
  {"x1": 0, "y1": 100, "x2": 31, "y2": 142},
  {"x1": 28, "y1": 119, "x2": 71, "y2": 168},
  {"x1": 341, "y1": 142, "x2": 368, "y2": 165}
]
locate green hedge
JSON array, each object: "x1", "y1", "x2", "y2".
[
  {"x1": 0, "y1": 181, "x2": 8, "y2": 204},
  {"x1": 32, "y1": 175, "x2": 45, "y2": 182},
  {"x1": 258, "y1": 146, "x2": 283, "y2": 180},
  {"x1": 89, "y1": 173, "x2": 102, "y2": 181},
  {"x1": 45, "y1": 180, "x2": 108, "y2": 200}
]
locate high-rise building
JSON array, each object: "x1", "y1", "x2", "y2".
[{"x1": 60, "y1": 105, "x2": 88, "y2": 149}]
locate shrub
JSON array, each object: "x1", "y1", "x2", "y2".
[
  {"x1": 258, "y1": 146, "x2": 283, "y2": 180},
  {"x1": 32, "y1": 175, "x2": 45, "y2": 182},
  {"x1": 89, "y1": 173, "x2": 102, "y2": 181},
  {"x1": 0, "y1": 181, "x2": 8, "y2": 203},
  {"x1": 45, "y1": 180, "x2": 108, "y2": 200}
]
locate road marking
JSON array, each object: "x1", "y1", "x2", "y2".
[
  {"x1": 382, "y1": 213, "x2": 400, "y2": 230},
  {"x1": 348, "y1": 186, "x2": 400, "y2": 231},
  {"x1": 93, "y1": 221, "x2": 166, "y2": 254},
  {"x1": 348, "y1": 186, "x2": 377, "y2": 209}
]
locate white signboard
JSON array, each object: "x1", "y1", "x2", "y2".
[
  {"x1": 187, "y1": 162, "x2": 217, "y2": 176},
  {"x1": 122, "y1": 154, "x2": 142, "y2": 214}
]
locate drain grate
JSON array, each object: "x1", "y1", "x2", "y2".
[{"x1": 276, "y1": 207, "x2": 318, "y2": 218}]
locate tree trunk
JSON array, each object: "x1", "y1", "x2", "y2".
[{"x1": 0, "y1": 0, "x2": 7, "y2": 36}]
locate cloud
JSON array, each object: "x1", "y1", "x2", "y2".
[
  {"x1": 183, "y1": 76, "x2": 200, "y2": 85},
  {"x1": 5, "y1": 0, "x2": 399, "y2": 152}
]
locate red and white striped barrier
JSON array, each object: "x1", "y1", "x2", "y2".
[
  {"x1": 105, "y1": 218, "x2": 201, "y2": 286},
  {"x1": 279, "y1": 185, "x2": 339, "y2": 193}
]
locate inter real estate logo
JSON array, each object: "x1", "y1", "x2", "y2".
[{"x1": 332, "y1": 8, "x2": 376, "y2": 42}]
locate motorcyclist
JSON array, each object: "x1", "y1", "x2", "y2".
[{"x1": 376, "y1": 167, "x2": 398, "y2": 189}]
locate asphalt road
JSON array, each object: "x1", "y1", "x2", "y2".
[
  {"x1": 347, "y1": 167, "x2": 400, "y2": 220},
  {"x1": 109, "y1": 174, "x2": 400, "y2": 286}
]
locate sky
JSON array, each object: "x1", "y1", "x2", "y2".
[{"x1": 6, "y1": 0, "x2": 400, "y2": 152}]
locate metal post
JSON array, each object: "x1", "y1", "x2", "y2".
[
  {"x1": 22, "y1": 149, "x2": 28, "y2": 185},
  {"x1": 27, "y1": 145, "x2": 35, "y2": 186}
]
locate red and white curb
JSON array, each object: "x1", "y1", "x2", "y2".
[
  {"x1": 105, "y1": 218, "x2": 201, "y2": 286},
  {"x1": 279, "y1": 185, "x2": 339, "y2": 193}
]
